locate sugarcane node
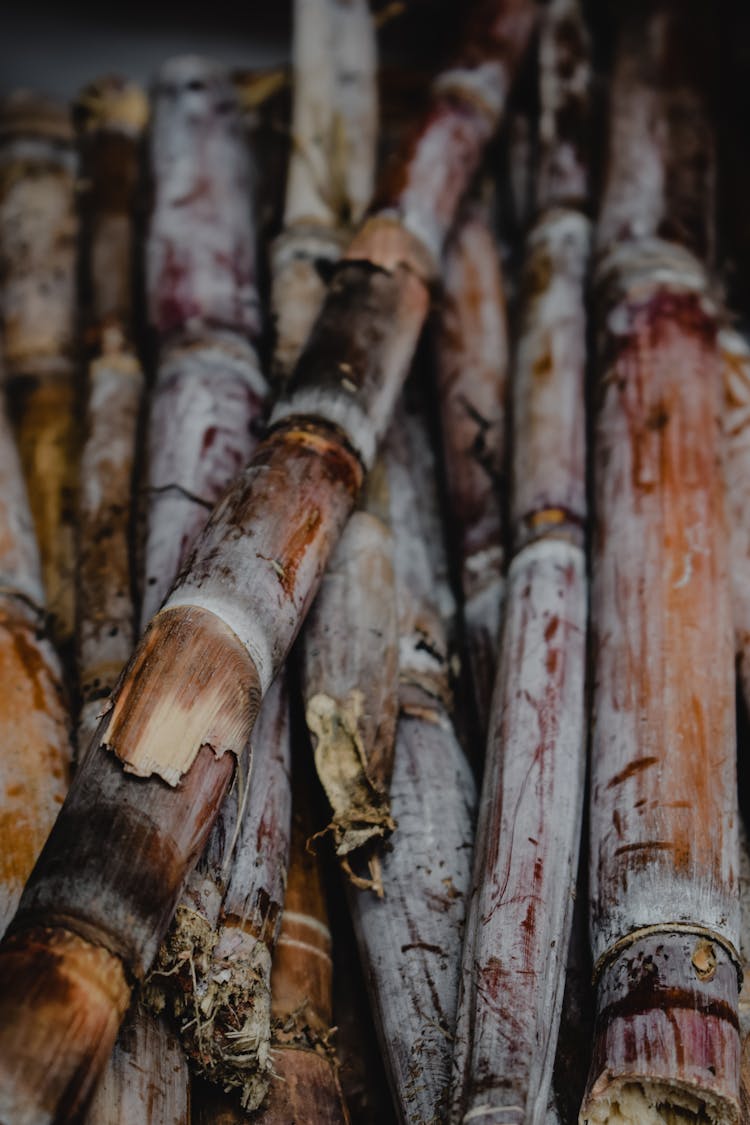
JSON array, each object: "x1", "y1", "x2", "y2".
[
  {"x1": 264, "y1": 419, "x2": 364, "y2": 495},
  {"x1": 344, "y1": 213, "x2": 437, "y2": 282},
  {"x1": 583, "y1": 933, "x2": 742, "y2": 1125}
]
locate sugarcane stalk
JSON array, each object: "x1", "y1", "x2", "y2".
[
  {"x1": 258, "y1": 754, "x2": 348, "y2": 1124},
  {"x1": 433, "y1": 197, "x2": 509, "y2": 742},
  {"x1": 72, "y1": 78, "x2": 192, "y2": 1125},
  {"x1": 0, "y1": 400, "x2": 71, "y2": 937},
  {"x1": 552, "y1": 852, "x2": 594, "y2": 1125},
  {"x1": 134, "y1": 58, "x2": 293, "y2": 1111},
  {"x1": 345, "y1": 403, "x2": 476, "y2": 1124},
  {"x1": 73, "y1": 77, "x2": 147, "y2": 749},
  {"x1": 270, "y1": 0, "x2": 377, "y2": 384},
  {"x1": 83, "y1": 1003, "x2": 190, "y2": 1125},
  {"x1": 303, "y1": 459, "x2": 398, "y2": 888},
  {"x1": 0, "y1": 7, "x2": 537, "y2": 1119},
  {"x1": 148, "y1": 674, "x2": 291, "y2": 1111},
  {"x1": 452, "y1": 2, "x2": 590, "y2": 1120},
  {"x1": 581, "y1": 4, "x2": 741, "y2": 1123},
  {"x1": 284, "y1": 0, "x2": 396, "y2": 884},
  {"x1": 0, "y1": 92, "x2": 80, "y2": 652},
  {"x1": 140, "y1": 56, "x2": 267, "y2": 624}
]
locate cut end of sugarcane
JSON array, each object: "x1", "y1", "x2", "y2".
[
  {"x1": 100, "y1": 605, "x2": 260, "y2": 786},
  {"x1": 144, "y1": 904, "x2": 218, "y2": 1016},
  {"x1": 581, "y1": 1079, "x2": 730, "y2": 1125},
  {"x1": 152, "y1": 913, "x2": 272, "y2": 1111},
  {"x1": 306, "y1": 690, "x2": 395, "y2": 878},
  {"x1": 583, "y1": 932, "x2": 741, "y2": 1125}
]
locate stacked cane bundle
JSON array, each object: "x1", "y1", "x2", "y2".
[{"x1": 0, "y1": 1, "x2": 747, "y2": 1123}]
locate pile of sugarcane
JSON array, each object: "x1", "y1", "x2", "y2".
[{"x1": 1, "y1": 0, "x2": 749, "y2": 1122}]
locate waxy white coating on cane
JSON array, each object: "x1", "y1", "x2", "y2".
[{"x1": 147, "y1": 57, "x2": 260, "y2": 340}]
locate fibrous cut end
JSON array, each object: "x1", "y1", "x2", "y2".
[
  {"x1": 150, "y1": 913, "x2": 272, "y2": 1111},
  {"x1": 582, "y1": 1079, "x2": 729, "y2": 1125},
  {"x1": 100, "y1": 605, "x2": 260, "y2": 786}
]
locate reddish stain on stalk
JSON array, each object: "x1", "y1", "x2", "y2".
[
  {"x1": 594, "y1": 281, "x2": 734, "y2": 923},
  {"x1": 606, "y1": 756, "x2": 659, "y2": 789},
  {"x1": 11, "y1": 627, "x2": 52, "y2": 714}
]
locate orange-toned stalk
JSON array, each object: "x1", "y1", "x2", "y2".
[
  {"x1": 0, "y1": 7, "x2": 537, "y2": 1119},
  {"x1": 433, "y1": 199, "x2": 509, "y2": 740},
  {"x1": 73, "y1": 78, "x2": 192, "y2": 1125},
  {"x1": 0, "y1": 92, "x2": 79, "y2": 651},
  {"x1": 452, "y1": 1, "x2": 590, "y2": 1119},
  {"x1": 582, "y1": 4, "x2": 741, "y2": 1122},
  {"x1": 0, "y1": 398, "x2": 71, "y2": 938},
  {"x1": 258, "y1": 756, "x2": 348, "y2": 1124}
]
